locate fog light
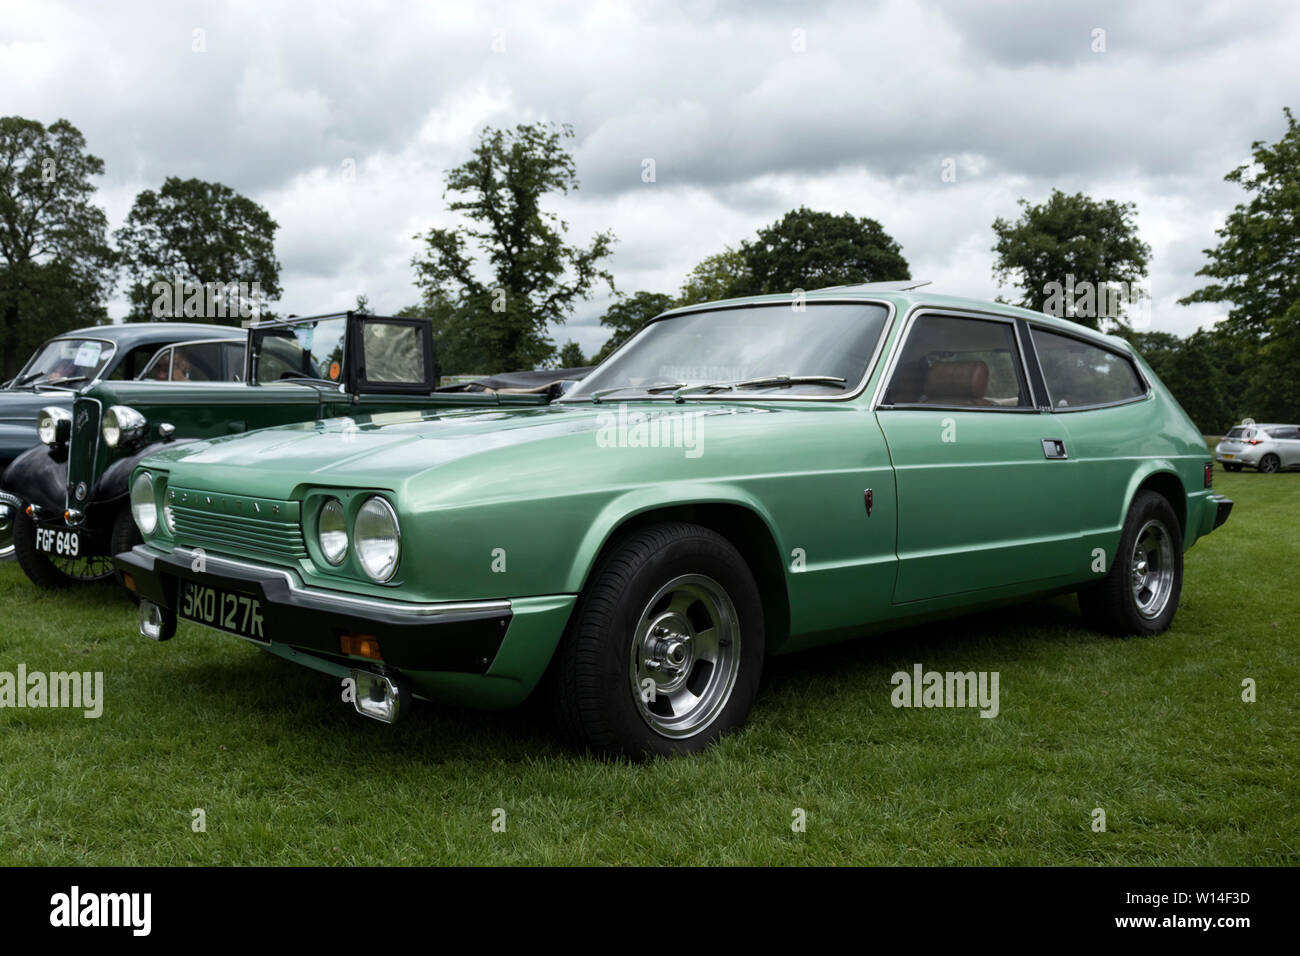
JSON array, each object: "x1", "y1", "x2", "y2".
[
  {"x1": 350, "y1": 670, "x2": 407, "y2": 724},
  {"x1": 139, "y1": 600, "x2": 176, "y2": 642}
]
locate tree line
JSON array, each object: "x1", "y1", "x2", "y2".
[{"x1": 2, "y1": 110, "x2": 1296, "y2": 434}]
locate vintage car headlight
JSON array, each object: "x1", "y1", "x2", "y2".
[
  {"x1": 354, "y1": 496, "x2": 400, "y2": 582},
  {"x1": 130, "y1": 471, "x2": 158, "y2": 535},
  {"x1": 317, "y1": 498, "x2": 349, "y2": 566},
  {"x1": 36, "y1": 406, "x2": 72, "y2": 446},
  {"x1": 103, "y1": 405, "x2": 147, "y2": 449}
]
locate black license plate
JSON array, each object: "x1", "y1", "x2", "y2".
[
  {"x1": 178, "y1": 580, "x2": 267, "y2": 643},
  {"x1": 35, "y1": 525, "x2": 83, "y2": 557}
]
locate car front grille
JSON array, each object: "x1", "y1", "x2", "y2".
[{"x1": 167, "y1": 486, "x2": 306, "y2": 561}]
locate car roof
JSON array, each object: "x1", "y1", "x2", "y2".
[
  {"x1": 50, "y1": 323, "x2": 240, "y2": 347},
  {"x1": 658, "y1": 283, "x2": 1134, "y2": 352}
]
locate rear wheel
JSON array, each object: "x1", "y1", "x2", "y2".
[
  {"x1": 13, "y1": 506, "x2": 125, "y2": 589},
  {"x1": 1223, "y1": 462, "x2": 1243, "y2": 473},
  {"x1": 549, "y1": 522, "x2": 764, "y2": 757},
  {"x1": 1078, "y1": 491, "x2": 1183, "y2": 636},
  {"x1": 1259, "y1": 454, "x2": 1281, "y2": 474}
]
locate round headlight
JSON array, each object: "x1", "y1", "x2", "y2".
[
  {"x1": 103, "y1": 405, "x2": 147, "y2": 449},
  {"x1": 130, "y1": 471, "x2": 157, "y2": 535},
  {"x1": 354, "y1": 496, "x2": 400, "y2": 582},
  {"x1": 317, "y1": 498, "x2": 349, "y2": 566},
  {"x1": 37, "y1": 406, "x2": 71, "y2": 446}
]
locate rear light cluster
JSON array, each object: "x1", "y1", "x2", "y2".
[{"x1": 1204, "y1": 463, "x2": 1214, "y2": 488}]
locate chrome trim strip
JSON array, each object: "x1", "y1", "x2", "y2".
[
  {"x1": 559, "y1": 297, "x2": 898, "y2": 405},
  {"x1": 151, "y1": 545, "x2": 513, "y2": 619}
]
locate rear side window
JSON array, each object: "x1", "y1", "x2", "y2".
[
  {"x1": 1030, "y1": 328, "x2": 1145, "y2": 408},
  {"x1": 883, "y1": 315, "x2": 1031, "y2": 408},
  {"x1": 1265, "y1": 426, "x2": 1299, "y2": 439}
]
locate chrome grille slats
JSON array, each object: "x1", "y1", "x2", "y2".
[{"x1": 167, "y1": 486, "x2": 305, "y2": 561}]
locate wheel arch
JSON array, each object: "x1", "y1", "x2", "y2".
[
  {"x1": 1127, "y1": 465, "x2": 1188, "y2": 539},
  {"x1": 565, "y1": 488, "x2": 791, "y2": 651}
]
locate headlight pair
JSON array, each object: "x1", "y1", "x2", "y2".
[{"x1": 316, "y1": 495, "x2": 400, "y2": 582}]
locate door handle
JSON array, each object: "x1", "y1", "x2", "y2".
[{"x1": 1041, "y1": 438, "x2": 1068, "y2": 459}]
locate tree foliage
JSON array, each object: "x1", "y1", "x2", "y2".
[
  {"x1": 594, "y1": 291, "x2": 676, "y2": 362},
  {"x1": 412, "y1": 122, "x2": 615, "y2": 373},
  {"x1": 1180, "y1": 108, "x2": 1300, "y2": 423},
  {"x1": 992, "y1": 189, "x2": 1150, "y2": 330},
  {"x1": 115, "y1": 176, "x2": 282, "y2": 322},
  {"x1": 736, "y1": 206, "x2": 909, "y2": 295},
  {"x1": 677, "y1": 246, "x2": 749, "y2": 305},
  {"x1": 0, "y1": 116, "x2": 115, "y2": 377}
]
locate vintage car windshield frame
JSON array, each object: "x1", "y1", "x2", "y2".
[
  {"x1": 8, "y1": 336, "x2": 119, "y2": 390},
  {"x1": 558, "y1": 297, "x2": 897, "y2": 404}
]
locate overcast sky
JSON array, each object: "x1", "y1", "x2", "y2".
[{"x1": 4, "y1": 0, "x2": 1297, "y2": 356}]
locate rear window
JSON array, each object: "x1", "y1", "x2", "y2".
[
  {"x1": 1226, "y1": 427, "x2": 1253, "y2": 439},
  {"x1": 1030, "y1": 328, "x2": 1146, "y2": 408}
]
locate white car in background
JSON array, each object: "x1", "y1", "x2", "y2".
[{"x1": 1215, "y1": 421, "x2": 1300, "y2": 473}]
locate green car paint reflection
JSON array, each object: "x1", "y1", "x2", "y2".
[{"x1": 115, "y1": 288, "x2": 1232, "y2": 757}]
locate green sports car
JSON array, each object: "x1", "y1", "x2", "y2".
[{"x1": 114, "y1": 283, "x2": 1233, "y2": 756}]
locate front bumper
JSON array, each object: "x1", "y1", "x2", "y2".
[{"x1": 114, "y1": 545, "x2": 577, "y2": 708}]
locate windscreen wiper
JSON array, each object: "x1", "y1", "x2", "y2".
[
  {"x1": 589, "y1": 383, "x2": 689, "y2": 403},
  {"x1": 671, "y1": 375, "x2": 847, "y2": 402},
  {"x1": 37, "y1": 376, "x2": 89, "y2": 389}
]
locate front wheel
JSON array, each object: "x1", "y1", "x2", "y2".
[
  {"x1": 1259, "y1": 454, "x2": 1281, "y2": 474},
  {"x1": 13, "y1": 506, "x2": 129, "y2": 588},
  {"x1": 549, "y1": 522, "x2": 765, "y2": 757},
  {"x1": 1078, "y1": 491, "x2": 1183, "y2": 636}
]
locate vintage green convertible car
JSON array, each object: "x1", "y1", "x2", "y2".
[
  {"x1": 115, "y1": 284, "x2": 1233, "y2": 756},
  {"x1": 7, "y1": 311, "x2": 557, "y2": 588}
]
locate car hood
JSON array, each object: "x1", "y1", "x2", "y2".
[
  {"x1": 0, "y1": 388, "x2": 76, "y2": 425},
  {"x1": 145, "y1": 401, "x2": 807, "y2": 498}
]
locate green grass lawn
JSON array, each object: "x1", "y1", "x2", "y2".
[{"x1": 1, "y1": 467, "x2": 1296, "y2": 865}]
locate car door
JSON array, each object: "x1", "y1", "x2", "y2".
[
  {"x1": 874, "y1": 310, "x2": 1082, "y2": 604},
  {"x1": 1025, "y1": 325, "x2": 1153, "y2": 566},
  {"x1": 1269, "y1": 426, "x2": 1300, "y2": 466}
]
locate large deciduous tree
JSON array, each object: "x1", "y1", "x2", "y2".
[
  {"x1": 992, "y1": 189, "x2": 1151, "y2": 330},
  {"x1": 736, "y1": 207, "x2": 909, "y2": 296},
  {"x1": 412, "y1": 122, "x2": 615, "y2": 373},
  {"x1": 0, "y1": 116, "x2": 115, "y2": 377},
  {"x1": 115, "y1": 176, "x2": 282, "y2": 322},
  {"x1": 1180, "y1": 108, "x2": 1300, "y2": 422}
]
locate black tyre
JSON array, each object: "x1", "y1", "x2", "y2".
[
  {"x1": 14, "y1": 506, "x2": 120, "y2": 589},
  {"x1": 1078, "y1": 491, "x2": 1183, "y2": 636},
  {"x1": 1259, "y1": 454, "x2": 1281, "y2": 474},
  {"x1": 1224, "y1": 462, "x2": 1243, "y2": 473},
  {"x1": 549, "y1": 522, "x2": 765, "y2": 757}
]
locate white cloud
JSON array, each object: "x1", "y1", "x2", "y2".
[{"x1": 1, "y1": 0, "x2": 1296, "y2": 354}]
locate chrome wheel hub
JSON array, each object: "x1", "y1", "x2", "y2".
[
  {"x1": 1130, "y1": 519, "x2": 1175, "y2": 620},
  {"x1": 629, "y1": 574, "x2": 741, "y2": 739}
]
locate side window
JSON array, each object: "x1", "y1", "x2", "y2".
[
  {"x1": 1030, "y1": 328, "x2": 1145, "y2": 408},
  {"x1": 883, "y1": 314, "x2": 1030, "y2": 408},
  {"x1": 111, "y1": 344, "x2": 161, "y2": 380},
  {"x1": 140, "y1": 347, "x2": 173, "y2": 380},
  {"x1": 221, "y1": 342, "x2": 246, "y2": 381},
  {"x1": 166, "y1": 343, "x2": 227, "y2": 382}
]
